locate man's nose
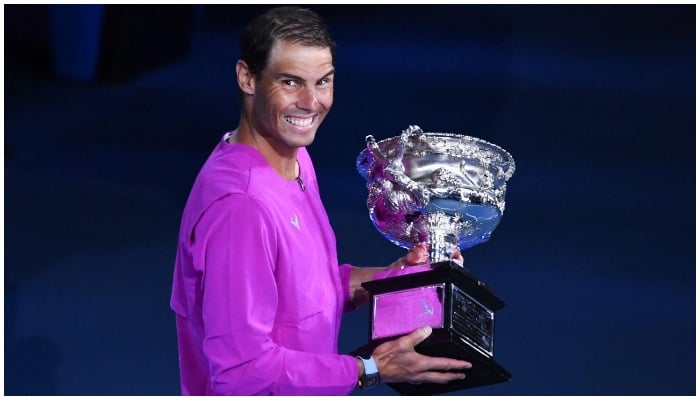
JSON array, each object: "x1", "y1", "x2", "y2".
[{"x1": 297, "y1": 87, "x2": 319, "y2": 110}]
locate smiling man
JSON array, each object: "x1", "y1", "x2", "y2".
[
  {"x1": 237, "y1": 39, "x2": 334, "y2": 175},
  {"x1": 170, "y1": 6, "x2": 471, "y2": 395}
]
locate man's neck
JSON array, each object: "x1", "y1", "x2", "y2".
[{"x1": 233, "y1": 123, "x2": 299, "y2": 181}]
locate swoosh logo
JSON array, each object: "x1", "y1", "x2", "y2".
[{"x1": 291, "y1": 214, "x2": 300, "y2": 230}]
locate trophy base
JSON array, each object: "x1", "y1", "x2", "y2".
[{"x1": 352, "y1": 260, "x2": 511, "y2": 395}]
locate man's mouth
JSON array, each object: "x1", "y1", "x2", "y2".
[{"x1": 284, "y1": 115, "x2": 314, "y2": 128}]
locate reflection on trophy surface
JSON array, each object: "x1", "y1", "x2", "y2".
[{"x1": 354, "y1": 125, "x2": 515, "y2": 395}]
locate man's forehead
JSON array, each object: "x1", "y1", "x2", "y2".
[
  {"x1": 266, "y1": 40, "x2": 334, "y2": 76},
  {"x1": 269, "y1": 40, "x2": 332, "y2": 61}
]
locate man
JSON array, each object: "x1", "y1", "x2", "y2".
[{"x1": 170, "y1": 6, "x2": 470, "y2": 395}]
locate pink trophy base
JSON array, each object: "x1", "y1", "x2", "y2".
[{"x1": 371, "y1": 264, "x2": 444, "y2": 339}]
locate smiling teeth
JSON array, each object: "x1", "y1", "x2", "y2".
[{"x1": 285, "y1": 116, "x2": 313, "y2": 127}]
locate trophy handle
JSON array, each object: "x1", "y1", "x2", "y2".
[{"x1": 365, "y1": 131, "x2": 431, "y2": 208}]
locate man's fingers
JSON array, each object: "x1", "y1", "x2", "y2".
[
  {"x1": 408, "y1": 355, "x2": 472, "y2": 384},
  {"x1": 412, "y1": 370, "x2": 467, "y2": 384},
  {"x1": 404, "y1": 245, "x2": 463, "y2": 266},
  {"x1": 405, "y1": 244, "x2": 429, "y2": 265},
  {"x1": 420, "y1": 355, "x2": 472, "y2": 371},
  {"x1": 451, "y1": 250, "x2": 464, "y2": 266},
  {"x1": 401, "y1": 326, "x2": 433, "y2": 347}
]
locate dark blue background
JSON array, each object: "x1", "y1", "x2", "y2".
[{"x1": 4, "y1": 4, "x2": 695, "y2": 396}]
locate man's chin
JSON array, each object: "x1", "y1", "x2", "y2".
[
  {"x1": 285, "y1": 129, "x2": 318, "y2": 148},
  {"x1": 295, "y1": 135, "x2": 316, "y2": 148}
]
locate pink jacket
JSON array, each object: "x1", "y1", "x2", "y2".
[{"x1": 170, "y1": 133, "x2": 358, "y2": 395}]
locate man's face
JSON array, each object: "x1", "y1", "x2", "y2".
[{"x1": 251, "y1": 40, "x2": 334, "y2": 152}]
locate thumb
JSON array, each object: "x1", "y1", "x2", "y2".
[
  {"x1": 405, "y1": 244, "x2": 429, "y2": 265},
  {"x1": 451, "y1": 250, "x2": 464, "y2": 266},
  {"x1": 404, "y1": 326, "x2": 433, "y2": 347}
]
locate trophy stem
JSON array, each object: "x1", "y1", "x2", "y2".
[
  {"x1": 428, "y1": 234, "x2": 459, "y2": 264},
  {"x1": 427, "y1": 213, "x2": 460, "y2": 264}
]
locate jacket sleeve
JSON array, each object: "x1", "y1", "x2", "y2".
[
  {"x1": 337, "y1": 263, "x2": 358, "y2": 313},
  {"x1": 192, "y1": 194, "x2": 358, "y2": 395}
]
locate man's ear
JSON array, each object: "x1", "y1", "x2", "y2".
[{"x1": 236, "y1": 60, "x2": 256, "y2": 95}]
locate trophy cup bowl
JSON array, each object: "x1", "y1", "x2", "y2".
[{"x1": 353, "y1": 125, "x2": 515, "y2": 395}]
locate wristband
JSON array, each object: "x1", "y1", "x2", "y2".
[{"x1": 355, "y1": 355, "x2": 380, "y2": 389}]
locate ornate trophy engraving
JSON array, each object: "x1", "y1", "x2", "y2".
[{"x1": 353, "y1": 125, "x2": 515, "y2": 395}]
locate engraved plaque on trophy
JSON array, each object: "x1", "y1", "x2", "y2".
[{"x1": 352, "y1": 125, "x2": 515, "y2": 395}]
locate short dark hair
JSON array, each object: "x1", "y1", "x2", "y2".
[{"x1": 240, "y1": 6, "x2": 336, "y2": 76}]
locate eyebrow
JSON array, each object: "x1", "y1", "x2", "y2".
[{"x1": 277, "y1": 68, "x2": 335, "y2": 83}]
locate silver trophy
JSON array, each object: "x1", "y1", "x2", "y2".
[{"x1": 353, "y1": 125, "x2": 515, "y2": 395}]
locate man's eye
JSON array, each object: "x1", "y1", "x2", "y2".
[
  {"x1": 283, "y1": 80, "x2": 298, "y2": 87},
  {"x1": 318, "y1": 78, "x2": 331, "y2": 86}
]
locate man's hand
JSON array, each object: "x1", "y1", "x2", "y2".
[
  {"x1": 386, "y1": 243, "x2": 430, "y2": 270},
  {"x1": 349, "y1": 245, "x2": 464, "y2": 307},
  {"x1": 386, "y1": 244, "x2": 464, "y2": 272},
  {"x1": 349, "y1": 244, "x2": 430, "y2": 307},
  {"x1": 373, "y1": 326, "x2": 471, "y2": 384}
]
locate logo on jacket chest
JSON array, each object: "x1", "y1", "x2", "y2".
[{"x1": 291, "y1": 213, "x2": 300, "y2": 230}]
